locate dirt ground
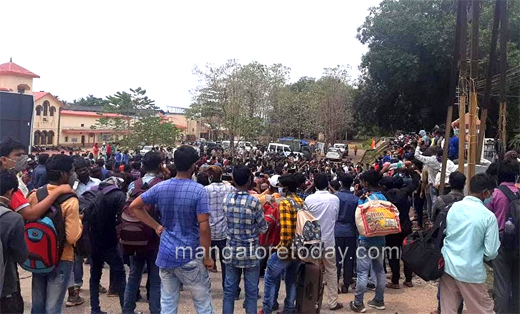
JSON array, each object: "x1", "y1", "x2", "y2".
[{"x1": 18, "y1": 264, "x2": 439, "y2": 314}]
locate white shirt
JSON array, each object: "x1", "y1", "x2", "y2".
[
  {"x1": 75, "y1": 177, "x2": 101, "y2": 195},
  {"x1": 304, "y1": 190, "x2": 340, "y2": 250},
  {"x1": 435, "y1": 159, "x2": 458, "y2": 187}
]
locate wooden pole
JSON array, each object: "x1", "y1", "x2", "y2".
[
  {"x1": 467, "y1": 0, "x2": 480, "y2": 181},
  {"x1": 499, "y1": 0, "x2": 509, "y2": 153},
  {"x1": 458, "y1": 0, "x2": 468, "y2": 174},
  {"x1": 477, "y1": 0, "x2": 501, "y2": 163},
  {"x1": 439, "y1": 0, "x2": 463, "y2": 195}
]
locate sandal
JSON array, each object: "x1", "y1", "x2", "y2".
[{"x1": 386, "y1": 282, "x2": 400, "y2": 289}]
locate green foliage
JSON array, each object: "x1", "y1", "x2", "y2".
[
  {"x1": 71, "y1": 95, "x2": 107, "y2": 107},
  {"x1": 355, "y1": 0, "x2": 520, "y2": 133},
  {"x1": 119, "y1": 116, "x2": 181, "y2": 149}
]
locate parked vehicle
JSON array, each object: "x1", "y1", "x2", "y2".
[
  {"x1": 334, "y1": 143, "x2": 348, "y2": 156},
  {"x1": 325, "y1": 147, "x2": 342, "y2": 161},
  {"x1": 278, "y1": 137, "x2": 312, "y2": 159},
  {"x1": 268, "y1": 143, "x2": 293, "y2": 157},
  {"x1": 140, "y1": 145, "x2": 153, "y2": 154}
]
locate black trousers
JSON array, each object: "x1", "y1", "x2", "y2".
[
  {"x1": 414, "y1": 194, "x2": 425, "y2": 228},
  {"x1": 335, "y1": 236, "x2": 357, "y2": 286},
  {"x1": 90, "y1": 246, "x2": 126, "y2": 313},
  {"x1": 210, "y1": 239, "x2": 227, "y2": 289},
  {"x1": 386, "y1": 227, "x2": 412, "y2": 284}
]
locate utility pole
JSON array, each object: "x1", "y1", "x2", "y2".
[
  {"x1": 439, "y1": 0, "x2": 463, "y2": 195},
  {"x1": 467, "y1": 0, "x2": 480, "y2": 181},
  {"x1": 477, "y1": 0, "x2": 501, "y2": 164},
  {"x1": 458, "y1": 0, "x2": 468, "y2": 174},
  {"x1": 499, "y1": 0, "x2": 509, "y2": 155}
]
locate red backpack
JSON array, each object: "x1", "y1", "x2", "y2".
[
  {"x1": 119, "y1": 177, "x2": 162, "y2": 255},
  {"x1": 259, "y1": 195, "x2": 281, "y2": 247}
]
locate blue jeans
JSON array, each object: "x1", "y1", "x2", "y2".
[
  {"x1": 160, "y1": 259, "x2": 214, "y2": 314},
  {"x1": 262, "y1": 253, "x2": 299, "y2": 314},
  {"x1": 68, "y1": 253, "x2": 84, "y2": 288},
  {"x1": 354, "y1": 241, "x2": 386, "y2": 305},
  {"x1": 31, "y1": 261, "x2": 73, "y2": 314},
  {"x1": 123, "y1": 254, "x2": 161, "y2": 314},
  {"x1": 223, "y1": 264, "x2": 260, "y2": 314},
  {"x1": 90, "y1": 246, "x2": 126, "y2": 313}
]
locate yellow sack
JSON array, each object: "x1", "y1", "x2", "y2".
[{"x1": 355, "y1": 199, "x2": 401, "y2": 237}]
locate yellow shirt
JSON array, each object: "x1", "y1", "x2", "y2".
[{"x1": 28, "y1": 184, "x2": 83, "y2": 262}]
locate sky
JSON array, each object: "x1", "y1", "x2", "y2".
[{"x1": 1, "y1": 0, "x2": 381, "y2": 110}]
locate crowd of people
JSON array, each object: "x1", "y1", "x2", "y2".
[{"x1": 0, "y1": 130, "x2": 519, "y2": 314}]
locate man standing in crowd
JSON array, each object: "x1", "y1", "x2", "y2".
[
  {"x1": 305, "y1": 173, "x2": 343, "y2": 310},
  {"x1": 0, "y1": 137, "x2": 74, "y2": 220},
  {"x1": 415, "y1": 140, "x2": 442, "y2": 219},
  {"x1": 334, "y1": 173, "x2": 358, "y2": 294},
  {"x1": 261, "y1": 174, "x2": 302, "y2": 314},
  {"x1": 205, "y1": 165, "x2": 235, "y2": 288},
  {"x1": 130, "y1": 145, "x2": 215, "y2": 314},
  {"x1": 0, "y1": 170, "x2": 28, "y2": 314},
  {"x1": 222, "y1": 165, "x2": 268, "y2": 314},
  {"x1": 486, "y1": 161, "x2": 520, "y2": 313},
  {"x1": 88, "y1": 176, "x2": 127, "y2": 314},
  {"x1": 432, "y1": 171, "x2": 466, "y2": 222},
  {"x1": 441, "y1": 173, "x2": 500, "y2": 313},
  {"x1": 28, "y1": 154, "x2": 83, "y2": 314},
  {"x1": 66, "y1": 158, "x2": 100, "y2": 308},
  {"x1": 32, "y1": 153, "x2": 49, "y2": 188},
  {"x1": 123, "y1": 151, "x2": 163, "y2": 314},
  {"x1": 350, "y1": 170, "x2": 387, "y2": 313}
]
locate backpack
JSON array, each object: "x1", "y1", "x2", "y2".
[
  {"x1": 21, "y1": 186, "x2": 75, "y2": 273},
  {"x1": 119, "y1": 177, "x2": 162, "y2": 256},
  {"x1": 0, "y1": 206, "x2": 11, "y2": 297},
  {"x1": 259, "y1": 195, "x2": 281, "y2": 247},
  {"x1": 291, "y1": 199, "x2": 323, "y2": 264},
  {"x1": 76, "y1": 184, "x2": 121, "y2": 258},
  {"x1": 497, "y1": 185, "x2": 520, "y2": 257},
  {"x1": 402, "y1": 203, "x2": 452, "y2": 281}
]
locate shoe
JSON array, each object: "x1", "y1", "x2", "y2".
[
  {"x1": 66, "y1": 294, "x2": 85, "y2": 307},
  {"x1": 350, "y1": 301, "x2": 366, "y2": 313},
  {"x1": 367, "y1": 283, "x2": 376, "y2": 290},
  {"x1": 403, "y1": 281, "x2": 414, "y2": 287},
  {"x1": 386, "y1": 282, "x2": 400, "y2": 289},
  {"x1": 106, "y1": 291, "x2": 119, "y2": 297},
  {"x1": 99, "y1": 285, "x2": 107, "y2": 294},
  {"x1": 341, "y1": 285, "x2": 349, "y2": 294},
  {"x1": 368, "y1": 299, "x2": 386, "y2": 310},
  {"x1": 330, "y1": 303, "x2": 344, "y2": 311}
]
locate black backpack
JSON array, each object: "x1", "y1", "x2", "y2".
[
  {"x1": 497, "y1": 185, "x2": 520, "y2": 258},
  {"x1": 75, "y1": 185, "x2": 121, "y2": 257},
  {"x1": 402, "y1": 203, "x2": 452, "y2": 281}
]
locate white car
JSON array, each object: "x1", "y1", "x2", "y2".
[
  {"x1": 334, "y1": 143, "x2": 347, "y2": 154},
  {"x1": 141, "y1": 145, "x2": 153, "y2": 154},
  {"x1": 325, "y1": 148, "x2": 342, "y2": 161}
]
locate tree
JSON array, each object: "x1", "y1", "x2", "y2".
[
  {"x1": 354, "y1": 0, "x2": 520, "y2": 134},
  {"x1": 119, "y1": 116, "x2": 181, "y2": 149},
  {"x1": 70, "y1": 95, "x2": 107, "y2": 107}
]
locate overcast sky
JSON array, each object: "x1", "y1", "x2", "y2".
[{"x1": 1, "y1": 0, "x2": 380, "y2": 110}]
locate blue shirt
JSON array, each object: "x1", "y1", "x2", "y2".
[
  {"x1": 335, "y1": 189, "x2": 359, "y2": 237},
  {"x1": 223, "y1": 191, "x2": 268, "y2": 268},
  {"x1": 449, "y1": 136, "x2": 459, "y2": 160},
  {"x1": 115, "y1": 153, "x2": 122, "y2": 163},
  {"x1": 357, "y1": 191, "x2": 386, "y2": 246},
  {"x1": 442, "y1": 196, "x2": 500, "y2": 284},
  {"x1": 141, "y1": 178, "x2": 209, "y2": 269},
  {"x1": 32, "y1": 164, "x2": 48, "y2": 189}
]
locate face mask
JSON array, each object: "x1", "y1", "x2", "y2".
[
  {"x1": 484, "y1": 196, "x2": 493, "y2": 205},
  {"x1": 278, "y1": 187, "x2": 285, "y2": 195},
  {"x1": 9, "y1": 155, "x2": 29, "y2": 173},
  {"x1": 69, "y1": 172, "x2": 78, "y2": 188}
]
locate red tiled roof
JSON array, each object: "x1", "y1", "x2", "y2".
[
  {"x1": 33, "y1": 91, "x2": 48, "y2": 101},
  {"x1": 0, "y1": 62, "x2": 40, "y2": 78},
  {"x1": 60, "y1": 110, "x2": 131, "y2": 119}
]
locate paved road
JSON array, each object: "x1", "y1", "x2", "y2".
[{"x1": 19, "y1": 265, "x2": 438, "y2": 314}]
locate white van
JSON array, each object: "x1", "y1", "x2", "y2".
[
  {"x1": 268, "y1": 143, "x2": 292, "y2": 157},
  {"x1": 238, "y1": 141, "x2": 255, "y2": 151}
]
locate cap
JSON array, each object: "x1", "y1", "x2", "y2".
[{"x1": 268, "y1": 175, "x2": 280, "y2": 188}]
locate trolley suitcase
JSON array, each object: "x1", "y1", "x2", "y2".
[{"x1": 296, "y1": 262, "x2": 324, "y2": 314}]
